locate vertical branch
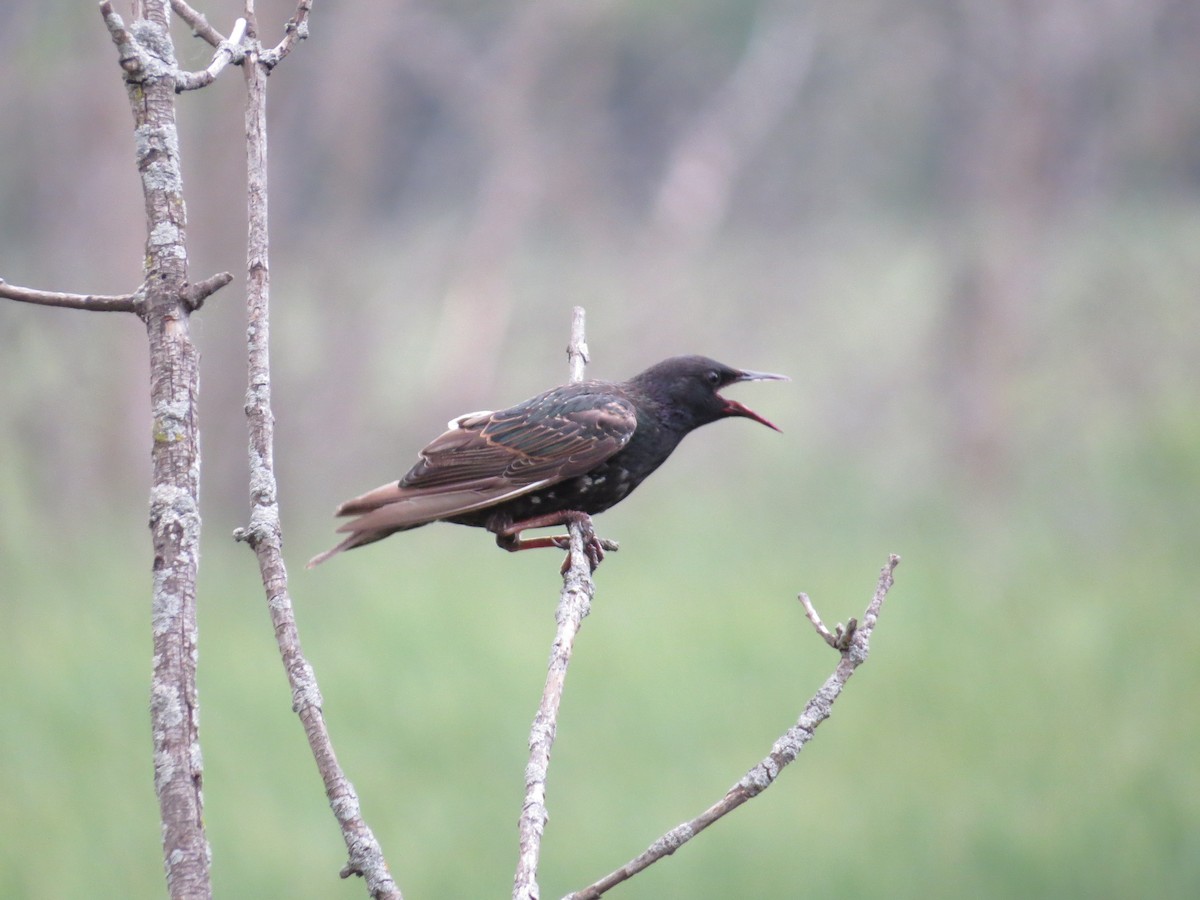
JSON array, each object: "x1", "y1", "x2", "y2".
[
  {"x1": 513, "y1": 307, "x2": 595, "y2": 900},
  {"x1": 566, "y1": 306, "x2": 589, "y2": 382},
  {"x1": 236, "y1": 13, "x2": 401, "y2": 900},
  {"x1": 100, "y1": 1, "x2": 211, "y2": 896}
]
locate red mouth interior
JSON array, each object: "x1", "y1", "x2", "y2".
[{"x1": 722, "y1": 398, "x2": 782, "y2": 432}]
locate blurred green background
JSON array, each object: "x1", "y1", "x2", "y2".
[{"x1": 2, "y1": 0, "x2": 1198, "y2": 897}]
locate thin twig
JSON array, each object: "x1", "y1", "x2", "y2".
[
  {"x1": 798, "y1": 592, "x2": 835, "y2": 645},
  {"x1": 176, "y1": 17, "x2": 247, "y2": 92},
  {"x1": 0, "y1": 271, "x2": 233, "y2": 315},
  {"x1": 234, "y1": 30, "x2": 401, "y2": 900},
  {"x1": 799, "y1": 591, "x2": 858, "y2": 650},
  {"x1": 169, "y1": 0, "x2": 227, "y2": 48},
  {"x1": 0, "y1": 278, "x2": 140, "y2": 313},
  {"x1": 565, "y1": 554, "x2": 901, "y2": 899},
  {"x1": 183, "y1": 271, "x2": 234, "y2": 310},
  {"x1": 99, "y1": 1, "x2": 141, "y2": 76},
  {"x1": 566, "y1": 305, "x2": 589, "y2": 381},
  {"x1": 513, "y1": 307, "x2": 599, "y2": 900},
  {"x1": 261, "y1": 0, "x2": 314, "y2": 70}
]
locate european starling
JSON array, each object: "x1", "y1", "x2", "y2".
[{"x1": 307, "y1": 355, "x2": 787, "y2": 569}]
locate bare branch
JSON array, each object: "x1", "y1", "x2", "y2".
[
  {"x1": 176, "y1": 18, "x2": 247, "y2": 92},
  {"x1": 234, "y1": 32, "x2": 401, "y2": 900},
  {"x1": 799, "y1": 591, "x2": 859, "y2": 650},
  {"x1": 261, "y1": 0, "x2": 314, "y2": 70},
  {"x1": 0, "y1": 277, "x2": 141, "y2": 313},
  {"x1": 169, "y1": 0, "x2": 227, "y2": 48},
  {"x1": 98, "y1": 1, "x2": 143, "y2": 76},
  {"x1": 99, "y1": 0, "x2": 212, "y2": 895},
  {"x1": 798, "y1": 592, "x2": 836, "y2": 645},
  {"x1": 183, "y1": 271, "x2": 235, "y2": 310},
  {"x1": 0, "y1": 272, "x2": 231, "y2": 314},
  {"x1": 514, "y1": 308, "x2": 601, "y2": 900},
  {"x1": 566, "y1": 305, "x2": 590, "y2": 381},
  {"x1": 566, "y1": 555, "x2": 902, "y2": 899}
]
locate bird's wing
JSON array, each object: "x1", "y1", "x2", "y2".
[
  {"x1": 332, "y1": 384, "x2": 637, "y2": 532},
  {"x1": 405, "y1": 387, "x2": 635, "y2": 490}
]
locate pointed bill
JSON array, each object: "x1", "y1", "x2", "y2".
[
  {"x1": 722, "y1": 367, "x2": 788, "y2": 432},
  {"x1": 733, "y1": 368, "x2": 789, "y2": 384}
]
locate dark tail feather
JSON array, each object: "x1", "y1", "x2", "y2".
[
  {"x1": 309, "y1": 480, "x2": 517, "y2": 569},
  {"x1": 307, "y1": 532, "x2": 372, "y2": 569}
]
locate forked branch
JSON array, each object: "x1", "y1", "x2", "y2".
[
  {"x1": 175, "y1": 17, "x2": 247, "y2": 91},
  {"x1": 565, "y1": 554, "x2": 901, "y2": 899},
  {"x1": 262, "y1": 0, "x2": 314, "y2": 68}
]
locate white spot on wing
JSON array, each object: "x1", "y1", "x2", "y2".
[
  {"x1": 487, "y1": 478, "x2": 555, "y2": 507},
  {"x1": 448, "y1": 410, "x2": 494, "y2": 430}
]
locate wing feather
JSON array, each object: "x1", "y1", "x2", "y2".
[
  {"x1": 399, "y1": 384, "x2": 635, "y2": 493},
  {"x1": 308, "y1": 383, "x2": 636, "y2": 567}
]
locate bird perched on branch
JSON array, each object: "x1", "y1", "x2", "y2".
[{"x1": 307, "y1": 355, "x2": 787, "y2": 570}]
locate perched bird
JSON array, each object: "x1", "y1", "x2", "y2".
[{"x1": 307, "y1": 355, "x2": 787, "y2": 569}]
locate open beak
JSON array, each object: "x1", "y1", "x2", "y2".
[{"x1": 721, "y1": 368, "x2": 789, "y2": 432}]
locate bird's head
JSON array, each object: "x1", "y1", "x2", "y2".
[{"x1": 631, "y1": 355, "x2": 789, "y2": 432}]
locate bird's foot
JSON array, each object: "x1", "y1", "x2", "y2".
[
  {"x1": 550, "y1": 530, "x2": 619, "y2": 573},
  {"x1": 552, "y1": 510, "x2": 617, "y2": 572},
  {"x1": 494, "y1": 511, "x2": 618, "y2": 573}
]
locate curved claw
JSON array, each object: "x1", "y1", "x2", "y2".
[
  {"x1": 552, "y1": 531, "x2": 607, "y2": 572},
  {"x1": 494, "y1": 510, "x2": 616, "y2": 573}
]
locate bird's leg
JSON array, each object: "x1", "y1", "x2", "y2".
[{"x1": 492, "y1": 511, "x2": 617, "y2": 571}]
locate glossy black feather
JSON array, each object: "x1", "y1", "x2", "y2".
[
  {"x1": 308, "y1": 355, "x2": 785, "y2": 567},
  {"x1": 401, "y1": 386, "x2": 636, "y2": 492}
]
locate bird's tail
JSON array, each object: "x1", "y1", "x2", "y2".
[
  {"x1": 306, "y1": 533, "x2": 367, "y2": 569},
  {"x1": 307, "y1": 528, "x2": 391, "y2": 571}
]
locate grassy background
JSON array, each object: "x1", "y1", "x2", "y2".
[
  {"x1": 3, "y1": 1, "x2": 1199, "y2": 895},
  {"x1": 2, "y1": 395, "x2": 1197, "y2": 898}
]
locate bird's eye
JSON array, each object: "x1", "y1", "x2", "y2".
[{"x1": 706, "y1": 370, "x2": 721, "y2": 386}]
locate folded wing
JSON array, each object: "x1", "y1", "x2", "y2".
[{"x1": 307, "y1": 384, "x2": 636, "y2": 567}]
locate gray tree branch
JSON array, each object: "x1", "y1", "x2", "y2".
[
  {"x1": 230, "y1": 6, "x2": 400, "y2": 899},
  {"x1": 262, "y1": 0, "x2": 314, "y2": 69},
  {"x1": 0, "y1": 271, "x2": 231, "y2": 313},
  {"x1": 565, "y1": 555, "x2": 901, "y2": 899},
  {"x1": 98, "y1": 1, "x2": 211, "y2": 896},
  {"x1": 170, "y1": 0, "x2": 227, "y2": 48},
  {"x1": 0, "y1": 277, "x2": 140, "y2": 312},
  {"x1": 513, "y1": 307, "x2": 604, "y2": 900},
  {"x1": 175, "y1": 17, "x2": 246, "y2": 91}
]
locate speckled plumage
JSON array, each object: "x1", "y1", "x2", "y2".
[{"x1": 307, "y1": 355, "x2": 786, "y2": 568}]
